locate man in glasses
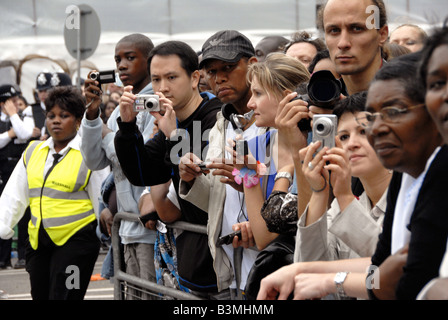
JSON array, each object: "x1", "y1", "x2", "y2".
[{"x1": 178, "y1": 30, "x2": 264, "y2": 299}]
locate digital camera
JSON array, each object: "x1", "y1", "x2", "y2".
[
  {"x1": 133, "y1": 94, "x2": 160, "y2": 112},
  {"x1": 293, "y1": 70, "x2": 343, "y2": 132},
  {"x1": 302, "y1": 70, "x2": 343, "y2": 109},
  {"x1": 312, "y1": 114, "x2": 337, "y2": 152},
  {"x1": 89, "y1": 70, "x2": 116, "y2": 85}
]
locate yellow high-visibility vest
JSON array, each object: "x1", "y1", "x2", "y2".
[{"x1": 23, "y1": 141, "x2": 95, "y2": 250}]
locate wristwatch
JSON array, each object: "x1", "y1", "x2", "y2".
[
  {"x1": 334, "y1": 272, "x2": 350, "y2": 297},
  {"x1": 275, "y1": 172, "x2": 293, "y2": 186}
]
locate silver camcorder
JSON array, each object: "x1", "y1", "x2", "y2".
[
  {"x1": 312, "y1": 114, "x2": 337, "y2": 152},
  {"x1": 133, "y1": 94, "x2": 160, "y2": 112}
]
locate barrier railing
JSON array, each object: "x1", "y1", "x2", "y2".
[{"x1": 111, "y1": 211, "x2": 206, "y2": 300}]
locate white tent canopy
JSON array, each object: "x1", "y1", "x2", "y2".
[{"x1": 1, "y1": 0, "x2": 447, "y2": 104}]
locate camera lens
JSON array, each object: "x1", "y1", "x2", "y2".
[
  {"x1": 315, "y1": 118, "x2": 333, "y2": 136},
  {"x1": 144, "y1": 97, "x2": 158, "y2": 109},
  {"x1": 316, "y1": 123, "x2": 326, "y2": 132},
  {"x1": 309, "y1": 79, "x2": 338, "y2": 102},
  {"x1": 307, "y1": 70, "x2": 342, "y2": 109},
  {"x1": 90, "y1": 72, "x2": 98, "y2": 81},
  {"x1": 145, "y1": 101, "x2": 154, "y2": 108}
]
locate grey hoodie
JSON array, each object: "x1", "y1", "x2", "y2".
[{"x1": 80, "y1": 83, "x2": 156, "y2": 244}]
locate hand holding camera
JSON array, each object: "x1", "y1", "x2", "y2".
[
  {"x1": 118, "y1": 85, "x2": 139, "y2": 123},
  {"x1": 89, "y1": 70, "x2": 116, "y2": 86},
  {"x1": 275, "y1": 91, "x2": 310, "y2": 154},
  {"x1": 298, "y1": 114, "x2": 337, "y2": 193},
  {"x1": 85, "y1": 70, "x2": 115, "y2": 118},
  {"x1": 179, "y1": 152, "x2": 208, "y2": 183},
  {"x1": 133, "y1": 94, "x2": 160, "y2": 112},
  {"x1": 300, "y1": 140, "x2": 329, "y2": 193},
  {"x1": 301, "y1": 116, "x2": 352, "y2": 197}
]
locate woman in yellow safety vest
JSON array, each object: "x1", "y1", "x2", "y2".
[{"x1": 0, "y1": 86, "x2": 108, "y2": 299}]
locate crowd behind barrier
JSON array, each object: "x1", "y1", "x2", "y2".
[
  {"x1": 0, "y1": 0, "x2": 447, "y2": 302},
  {"x1": 111, "y1": 211, "x2": 205, "y2": 300}
]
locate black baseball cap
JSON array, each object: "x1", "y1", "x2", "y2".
[{"x1": 199, "y1": 30, "x2": 255, "y2": 69}]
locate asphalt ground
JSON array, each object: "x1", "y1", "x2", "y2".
[{"x1": 0, "y1": 249, "x2": 114, "y2": 300}]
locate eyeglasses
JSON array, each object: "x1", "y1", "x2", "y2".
[{"x1": 355, "y1": 103, "x2": 425, "y2": 128}]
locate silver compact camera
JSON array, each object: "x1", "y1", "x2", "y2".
[
  {"x1": 312, "y1": 114, "x2": 337, "y2": 151},
  {"x1": 133, "y1": 94, "x2": 160, "y2": 112}
]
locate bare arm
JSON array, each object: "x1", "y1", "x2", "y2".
[
  {"x1": 150, "y1": 181, "x2": 181, "y2": 223},
  {"x1": 257, "y1": 257, "x2": 371, "y2": 300}
]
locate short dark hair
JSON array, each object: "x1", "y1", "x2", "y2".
[
  {"x1": 148, "y1": 41, "x2": 199, "y2": 76},
  {"x1": 308, "y1": 49, "x2": 331, "y2": 73},
  {"x1": 45, "y1": 86, "x2": 86, "y2": 120},
  {"x1": 333, "y1": 91, "x2": 367, "y2": 119},
  {"x1": 371, "y1": 51, "x2": 425, "y2": 104},
  {"x1": 117, "y1": 33, "x2": 154, "y2": 59},
  {"x1": 418, "y1": 19, "x2": 448, "y2": 90}
]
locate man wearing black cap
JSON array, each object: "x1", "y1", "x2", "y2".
[
  {"x1": 0, "y1": 84, "x2": 34, "y2": 269},
  {"x1": 200, "y1": 30, "x2": 256, "y2": 115},
  {"x1": 178, "y1": 30, "x2": 264, "y2": 299}
]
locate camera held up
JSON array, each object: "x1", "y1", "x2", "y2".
[
  {"x1": 89, "y1": 70, "x2": 116, "y2": 85},
  {"x1": 312, "y1": 114, "x2": 337, "y2": 152},
  {"x1": 133, "y1": 94, "x2": 160, "y2": 112},
  {"x1": 293, "y1": 70, "x2": 343, "y2": 132}
]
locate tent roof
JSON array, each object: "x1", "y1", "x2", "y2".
[{"x1": 1, "y1": 0, "x2": 447, "y2": 103}]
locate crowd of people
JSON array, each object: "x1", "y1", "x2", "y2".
[{"x1": 0, "y1": 0, "x2": 447, "y2": 301}]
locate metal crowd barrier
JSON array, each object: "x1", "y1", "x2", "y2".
[{"x1": 111, "y1": 211, "x2": 206, "y2": 300}]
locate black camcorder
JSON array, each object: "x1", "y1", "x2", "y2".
[
  {"x1": 292, "y1": 70, "x2": 343, "y2": 132},
  {"x1": 89, "y1": 70, "x2": 116, "y2": 85}
]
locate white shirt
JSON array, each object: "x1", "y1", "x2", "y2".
[
  {"x1": 221, "y1": 121, "x2": 259, "y2": 290},
  {"x1": 0, "y1": 110, "x2": 36, "y2": 147},
  {"x1": 0, "y1": 134, "x2": 109, "y2": 239},
  {"x1": 391, "y1": 146, "x2": 441, "y2": 254}
]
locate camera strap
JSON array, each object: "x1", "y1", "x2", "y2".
[{"x1": 255, "y1": 129, "x2": 274, "y2": 201}]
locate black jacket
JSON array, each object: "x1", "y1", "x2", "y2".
[
  {"x1": 372, "y1": 145, "x2": 448, "y2": 300},
  {"x1": 114, "y1": 93, "x2": 222, "y2": 292}
]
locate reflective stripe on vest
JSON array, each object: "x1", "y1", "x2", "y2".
[{"x1": 25, "y1": 141, "x2": 94, "y2": 249}]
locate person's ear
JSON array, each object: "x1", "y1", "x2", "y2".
[
  {"x1": 76, "y1": 118, "x2": 82, "y2": 131},
  {"x1": 191, "y1": 70, "x2": 200, "y2": 90},
  {"x1": 282, "y1": 89, "x2": 294, "y2": 98},
  {"x1": 378, "y1": 25, "x2": 389, "y2": 47},
  {"x1": 248, "y1": 56, "x2": 258, "y2": 65}
]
